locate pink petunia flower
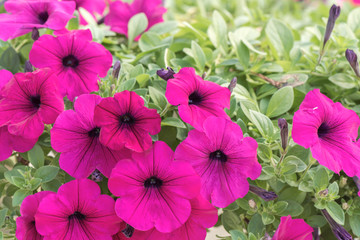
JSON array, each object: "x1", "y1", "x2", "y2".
[
  {"x1": 62, "y1": 0, "x2": 106, "y2": 25},
  {"x1": 272, "y1": 216, "x2": 313, "y2": 240},
  {"x1": 0, "y1": 69, "x2": 13, "y2": 96},
  {"x1": 0, "y1": 0, "x2": 75, "y2": 41},
  {"x1": 0, "y1": 69, "x2": 64, "y2": 139},
  {"x1": 51, "y1": 94, "x2": 131, "y2": 178},
  {"x1": 105, "y1": 0, "x2": 166, "y2": 40},
  {"x1": 108, "y1": 141, "x2": 201, "y2": 233},
  {"x1": 35, "y1": 179, "x2": 122, "y2": 239},
  {"x1": 16, "y1": 191, "x2": 54, "y2": 240},
  {"x1": 292, "y1": 89, "x2": 360, "y2": 177},
  {"x1": 175, "y1": 116, "x2": 261, "y2": 208},
  {"x1": 94, "y1": 90, "x2": 161, "y2": 152},
  {"x1": 126, "y1": 195, "x2": 218, "y2": 240},
  {"x1": 165, "y1": 67, "x2": 231, "y2": 130},
  {"x1": 29, "y1": 29, "x2": 113, "y2": 101}
]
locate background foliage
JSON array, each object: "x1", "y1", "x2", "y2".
[{"x1": 1, "y1": 0, "x2": 360, "y2": 239}]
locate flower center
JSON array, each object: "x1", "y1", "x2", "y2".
[
  {"x1": 119, "y1": 113, "x2": 135, "y2": 127},
  {"x1": 68, "y1": 211, "x2": 86, "y2": 221},
  {"x1": 38, "y1": 11, "x2": 49, "y2": 24},
  {"x1": 209, "y1": 150, "x2": 227, "y2": 162},
  {"x1": 188, "y1": 91, "x2": 202, "y2": 105},
  {"x1": 62, "y1": 55, "x2": 79, "y2": 68},
  {"x1": 318, "y1": 123, "x2": 329, "y2": 138},
  {"x1": 88, "y1": 127, "x2": 100, "y2": 138},
  {"x1": 30, "y1": 95, "x2": 41, "y2": 109},
  {"x1": 144, "y1": 176, "x2": 163, "y2": 188}
]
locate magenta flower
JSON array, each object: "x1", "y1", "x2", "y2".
[
  {"x1": 175, "y1": 116, "x2": 261, "y2": 208},
  {"x1": 16, "y1": 191, "x2": 54, "y2": 240},
  {"x1": 29, "y1": 29, "x2": 113, "y2": 101},
  {"x1": 272, "y1": 216, "x2": 313, "y2": 240},
  {"x1": 35, "y1": 179, "x2": 121, "y2": 239},
  {"x1": 94, "y1": 91, "x2": 161, "y2": 152},
  {"x1": 63, "y1": 0, "x2": 106, "y2": 25},
  {"x1": 105, "y1": 0, "x2": 166, "y2": 40},
  {"x1": 108, "y1": 141, "x2": 201, "y2": 233},
  {"x1": 292, "y1": 89, "x2": 360, "y2": 177},
  {"x1": 165, "y1": 67, "x2": 231, "y2": 130},
  {"x1": 0, "y1": 0, "x2": 75, "y2": 41},
  {"x1": 0, "y1": 69, "x2": 13, "y2": 96},
  {"x1": 128, "y1": 195, "x2": 218, "y2": 240},
  {"x1": 51, "y1": 94, "x2": 131, "y2": 178},
  {"x1": 0, "y1": 69, "x2": 64, "y2": 139}
]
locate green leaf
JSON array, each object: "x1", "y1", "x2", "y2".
[
  {"x1": 41, "y1": 179, "x2": 62, "y2": 192},
  {"x1": 208, "y1": 11, "x2": 228, "y2": 54},
  {"x1": 328, "y1": 182, "x2": 339, "y2": 197},
  {"x1": 282, "y1": 156, "x2": 307, "y2": 173},
  {"x1": 249, "y1": 110, "x2": 274, "y2": 139},
  {"x1": 128, "y1": 13, "x2": 149, "y2": 47},
  {"x1": 30, "y1": 178, "x2": 42, "y2": 191},
  {"x1": 247, "y1": 213, "x2": 264, "y2": 237},
  {"x1": 314, "y1": 167, "x2": 329, "y2": 191},
  {"x1": 266, "y1": 86, "x2": 294, "y2": 118},
  {"x1": 148, "y1": 21, "x2": 178, "y2": 35},
  {"x1": 161, "y1": 117, "x2": 186, "y2": 128},
  {"x1": 222, "y1": 210, "x2": 242, "y2": 232},
  {"x1": 229, "y1": 230, "x2": 247, "y2": 240},
  {"x1": 329, "y1": 73, "x2": 357, "y2": 89},
  {"x1": 28, "y1": 144, "x2": 45, "y2": 169},
  {"x1": 350, "y1": 214, "x2": 360, "y2": 237},
  {"x1": 261, "y1": 212, "x2": 275, "y2": 225},
  {"x1": 257, "y1": 143, "x2": 272, "y2": 162},
  {"x1": 0, "y1": 208, "x2": 7, "y2": 227},
  {"x1": 11, "y1": 176, "x2": 25, "y2": 189},
  {"x1": 325, "y1": 201, "x2": 345, "y2": 225},
  {"x1": 265, "y1": 18, "x2": 294, "y2": 59},
  {"x1": 191, "y1": 41, "x2": 206, "y2": 71},
  {"x1": 0, "y1": 47, "x2": 20, "y2": 73},
  {"x1": 347, "y1": 8, "x2": 360, "y2": 32},
  {"x1": 119, "y1": 78, "x2": 136, "y2": 91},
  {"x1": 272, "y1": 201, "x2": 288, "y2": 215},
  {"x1": 148, "y1": 86, "x2": 168, "y2": 109},
  {"x1": 34, "y1": 166, "x2": 59, "y2": 183},
  {"x1": 12, "y1": 189, "x2": 32, "y2": 206},
  {"x1": 280, "y1": 200, "x2": 304, "y2": 216},
  {"x1": 139, "y1": 32, "x2": 162, "y2": 52}
]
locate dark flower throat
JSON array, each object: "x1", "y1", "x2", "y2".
[
  {"x1": 38, "y1": 11, "x2": 49, "y2": 24},
  {"x1": 88, "y1": 127, "x2": 100, "y2": 138},
  {"x1": 68, "y1": 211, "x2": 86, "y2": 221},
  {"x1": 119, "y1": 113, "x2": 135, "y2": 127},
  {"x1": 209, "y1": 150, "x2": 227, "y2": 163},
  {"x1": 318, "y1": 123, "x2": 330, "y2": 138},
  {"x1": 62, "y1": 55, "x2": 80, "y2": 68},
  {"x1": 188, "y1": 91, "x2": 202, "y2": 105},
  {"x1": 30, "y1": 95, "x2": 41, "y2": 109},
  {"x1": 144, "y1": 176, "x2": 163, "y2": 188}
]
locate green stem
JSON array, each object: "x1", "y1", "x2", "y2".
[{"x1": 160, "y1": 103, "x2": 172, "y2": 117}]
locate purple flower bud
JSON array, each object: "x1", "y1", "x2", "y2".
[
  {"x1": 157, "y1": 67, "x2": 175, "y2": 81},
  {"x1": 31, "y1": 27, "x2": 40, "y2": 41},
  {"x1": 313, "y1": 227, "x2": 320, "y2": 240},
  {"x1": 278, "y1": 118, "x2": 288, "y2": 150},
  {"x1": 322, "y1": 209, "x2": 353, "y2": 240},
  {"x1": 345, "y1": 49, "x2": 360, "y2": 77},
  {"x1": 91, "y1": 169, "x2": 103, "y2": 182},
  {"x1": 112, "y1": 60, "x2": 121, "y2": 79},
  {"x1": 122, "y1": 224, "x2": 134, "y2": 238},
  {"x1": 323, "y1": 4, "x2": 341, "y2": 48},
  {"x1": 228, "y1": 77, "x2": 237, "y2": 93},
  {"x1": 249, "y1": 185, "x2": 277, "y2": 201},
  {"x1": 24, "y1": 61, "x2": 33, "y2": 73}
]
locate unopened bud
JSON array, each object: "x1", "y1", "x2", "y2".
[
  {"x1": 278, "y1": 118, "x2": 288, "y2": 150},
  {"x1": 156, "y1": 67, "x2": 175, "y2": 81},
  {"x1": 110, "y1": 84, "x2": 115, "y2": 94},
  {"x1": 201, "y1": 72, "x2": 207, "y2": 79},
  {"x1": 24, "y1": 61, "x2": 33, "y2": 73},
  {"x1": 228, "y1": 77, "x2": 237, "y2": 93},
  {"x1": 339, "y1": 177, "x2": 347, "y2": 188},
  {"x1": 319, "y1": 188, "x2": 328, "y2": 197},
  {"x1": 112, "y1": 60, "x2": 121, "y2": 79},
  {"x1": 249, "y1": 185, "x2": 277, "y2": 201},
  {"x1": 342, "y1": 202, "x2": 349, "y2": 210},
  {"x1": 313, "y1": 227, "x2": 320, "y2": 240},
  {"x1": 122, "y1": 224, "x2": 134, "y2": 238},
  {"x1": 91, "y1": 169, "x2": 103, "y2": 182},
  {"x1": 31, "y1": 27, "x2": 40, "y2": 41},
  {"x1": 322, "y1": 209, "x2": 353, "y2": 240},
  {"x1": 345, "y1": 49, "x2": 360, "y2": 77},
  {"x1": 323, "y1": 4, "x2": 340, "y2": 48},
  {"x1": 248, "y1": 199, "x2": 256, "y2": 209}
]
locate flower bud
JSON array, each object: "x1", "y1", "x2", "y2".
[
  {"x1": 24, "y1": 61, "x2": 33, "y2": 73},
  {"x1": 112, "y1": 60, "x2": 121, "y2": 80},
  {"x1": 122, "y1": 224, "x2": 135, "y2": 238},
  {"x1": 278, "y1": 118, "x2": 288, "y2": 150},
  {"x1": 313, "y1": 227, "x2": 320, "y2": 240},
  {"x1": 156, "y1": 67, "x2": 175, "y2": 81},
  {"x1": 228, "y1": 77, "x2": 237, "y2": 93},
  {"x1": 248, "y1": 199, "x2": 256, "y2": 209},
  {"x1": 319, "y1": 188, "x2": 328, "y2": 197},
  {"x1": 345, "y1": 49, "x2": 360, "y2": 77},
  {"x1": 31, "y1": 27, "x2": 40, "y2": 41},
  {"x1": 249, "y1": 185, "x2": 277, "y2": 201},
  {"x1": 91, "y1": 169, "x2": 103, "y2": 182},
  {"x1": 323, "y1": 4, "x2": 340, "y2": 48},
  {"x1": 322, "y1": 209, "x2": 353, "y2": 240}
]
